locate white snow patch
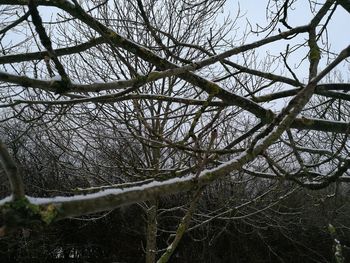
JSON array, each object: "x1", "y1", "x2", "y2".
[
  {"x1": 0, "y1": 195, "x2": 13, "y2": 205},
  {"x1": 201, "y1": 151, "x2": 247, "y2": 175},
  {"x1": 93, "y1": 80, "x2": 105, "y2": 84},
  {"x1": 27, "y1": 175, "x2": 195, "y2": 205}
]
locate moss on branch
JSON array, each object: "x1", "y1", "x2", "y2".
[{"x1": 0, "y1": 198, "x2": 59, "y2": 233}]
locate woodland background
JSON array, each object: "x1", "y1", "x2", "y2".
[{"x1": 0, "y1": 0, "x2": 350, "y2": 262}]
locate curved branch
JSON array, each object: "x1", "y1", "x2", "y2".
[
  {"x1": 0, "y1": 37, "x2": 105, "y2": 65},
  {"x1": 0, "y1": 140, "x2": 24, "y2": 200},
  {"x1": 0, "y1": 11, "x2": 30, "y2": 35},
  {"x1": 335, "y1": 0, "x2": 350, "y2": 13}
]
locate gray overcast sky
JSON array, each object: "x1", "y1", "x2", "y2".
[
  {"x1": 237, "y1": 0, "x2": 349, "y2": 51},
  {"x1": 2, "y1": 0, "x2": 349, "y2": 84},
  {"x1": 225, "y1": 0, "x2": 349, "y2": 82}
]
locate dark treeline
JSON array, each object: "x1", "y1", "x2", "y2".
[{"x1": 1, "y1": 134, "x2": 350, "y2": 263}]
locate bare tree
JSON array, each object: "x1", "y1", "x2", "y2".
[{"x1": 1, "y1": 0, "x2": 350, "y2": 261}]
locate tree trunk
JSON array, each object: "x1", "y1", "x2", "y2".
[{"x1": 145, "y1": 199, "x2": 158, "y2": 263}]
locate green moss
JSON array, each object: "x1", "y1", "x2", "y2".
[
  {"x1": 40, "y1": 204, "x2": 58, "y2": 224},
  {"x1": 310, "y1": 46, "x2": 320, "y2": 61},
  {"x1": 1, "y1": 198, "x2": 40, "y2": 228},
  {"x1": 301, "y1": 117, "x2": 314, "y2": 126},
  {"x1": 189, "y1": 131, "x2": 196, "y2": 139},
  {"x1": 135, "y1": 75, "x2": 148, "y2": 83},
  {"x1": 50, "y1": 77, "x2": 71, "y2": 94},
  {"x1": 265, "y1": 110, "x2": 275, "y2": 122},
  {"x1": 177, "y1": 222, "x2": 186, "y2": 233},
  {"x1": 108, "y1": 30, "x2": 118, "y2": 38},
  {"x1": 203, "y1": 100, "x2": 209, "y2": 107},
  {"x1": 5, "y1": 197, "x2": 28, "y2": 210},
  {"x1": 328, "y1": 224, "x2": 336, "y2": 235},
  {"x1": 308, "y1": 39, "x2": 320, "y2": 61},
  {"x1": 0, "y1": 198, "x2": 58, "y2": 228},
  {"x1": 207, "y1": 82, "x2": 220, "y2": 95},
  {"x1": 148, "y1": 71, "x2": 162, "y2": 81},
  {"x1": 204, "y1": 172, "x2": 216, "y2": 181}
]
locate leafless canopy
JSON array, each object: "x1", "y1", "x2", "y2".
[{"x1": 0, "y1": 0, "x2": 350, "y2": 259}]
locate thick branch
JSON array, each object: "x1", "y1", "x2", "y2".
[
  {"x1": 0, "y1": 37, "x2": 105, "y2": 65},
  {"x1": 0, "y1": 11, "x2": 30, "y2": 35},
  {"x1": 336, "y1": 0, "x2": 350, "y2": 13},
  {"x1": 0, "y1": 0, "x2": 309, "y2": 122},
  {"x1": 0, "y1": 140, "x2": 24, "y2": 200},
  {"x1": 254, "y1": 84, "x2": 350, "y2": 102},
  {"x1": 10, "y1": 94, "x2": 228, "y2": 107},
  {"x1": 28, "y1": 0, "x2": 70, "y2": 88},
  {"x1": 0, "y1": 66, "x2": 191, "y2": 93}
]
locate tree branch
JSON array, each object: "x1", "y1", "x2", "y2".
[
  {"x1": 0, "y1": 37, "x2": 105, "y2": 64},
  {"x1": 0, "y1": 140, "x2": 25, "y2": 200}
]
